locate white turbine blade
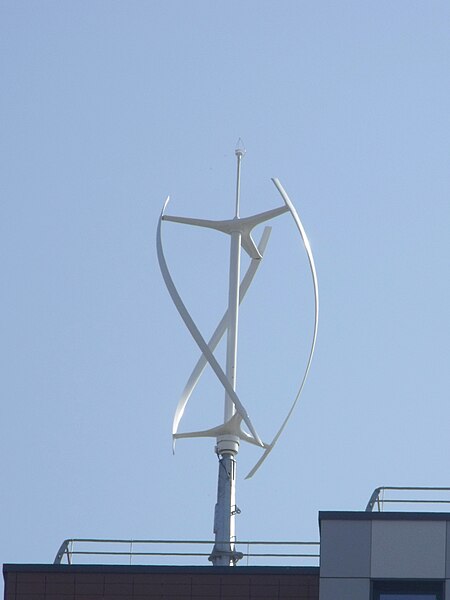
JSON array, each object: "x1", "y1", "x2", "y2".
[
  {"x1": 172, "y1": 227, "x2": 272, "y2": 443},
  {"x1": 157, "y1": 200, "x2": 263, "y2": 448},
  {"x1": 245, "y1": 179, "x2": 319, "y2": 479}
]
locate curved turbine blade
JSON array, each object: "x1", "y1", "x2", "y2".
[
  {"x1": 245, "y1": 179, "x2": 319, "y2": 479},
  {"x1": 157, "y1": 198, "x2": 263, "y2": 448},
  {"x1": 172, "y1": 227, "x2": 272, "y2": 445}
]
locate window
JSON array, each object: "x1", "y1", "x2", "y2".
[{"x1": 372, "y1": 581, "x2": 444, "y2": 600}]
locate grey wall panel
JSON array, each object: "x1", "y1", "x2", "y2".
[
  {"x1": 371, "y1": 520, "x2": 446, "y2": 578},
  {"x1": 320, "y1": 520, "x2": 371, "y2": 578},
  {"x1": 446, "y1": 521, "x2": 450, "y2": 577},
  {"x1": 319, "y1": 578, "x2": 369, "y2": 600}
]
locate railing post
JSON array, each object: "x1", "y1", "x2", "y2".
[{"x1": 54, "y1": 539, "x2": 71, "y2": 565}]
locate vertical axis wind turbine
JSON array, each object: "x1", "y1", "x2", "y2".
[{"x1": 157, "y1": 142, "x2": 319, "y2": 566}]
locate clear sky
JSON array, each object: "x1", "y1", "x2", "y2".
[{"x1": 1, "y1": 0, "x2": 450, "y2": 579}]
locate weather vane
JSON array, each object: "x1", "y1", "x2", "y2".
[{"x1": 157, "y1": 141, "x2": 318, "y2": 566}]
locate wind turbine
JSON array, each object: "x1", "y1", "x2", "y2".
[{"x1": 157, "y1": 142, "x2": 318, "y2": 566}]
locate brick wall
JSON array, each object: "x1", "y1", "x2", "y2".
[{"x1": 4, "y1": 565, "x2": 319, "y2": 600}]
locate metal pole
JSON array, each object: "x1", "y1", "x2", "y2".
[{"x1": 210, "y1": 146, "x2": 245, "y2": 566}]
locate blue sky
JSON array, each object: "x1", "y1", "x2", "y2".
[{"x1": 1, "y1": 0, "x2": 450, "y2": 578}]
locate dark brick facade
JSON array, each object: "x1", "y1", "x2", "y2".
[{"x1": 3, "y1": 564, "x2": 319, "y2": 600}]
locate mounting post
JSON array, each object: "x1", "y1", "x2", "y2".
[{"x1": 209, "y1": 144, "x2": 245, "y2": 566}]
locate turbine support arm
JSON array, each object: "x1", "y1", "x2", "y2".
[{"x1": 163, "y1": 204, "x2": 288, "y2": 260}]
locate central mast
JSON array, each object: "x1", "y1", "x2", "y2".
[{"x1": 209, "y1": 143, "x2": 245, "y2": 566}]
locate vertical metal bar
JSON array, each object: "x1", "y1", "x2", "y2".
[
  {"x1": 235, "y1": 150, "x2": 242, "y2": 218},
  {"x1": 210, "y1": 148, "x2": 245, "y2": 567},
  {"x1": 223, "y1": 230, "x2": 241, "y2": 422}
]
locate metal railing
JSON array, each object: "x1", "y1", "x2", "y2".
[
  {"x1": 54, "y1": 538, "x2": 319, "y2": 566},
  {"x1": 366, "y1": 487, "x2": 450, "y2": 512}
]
